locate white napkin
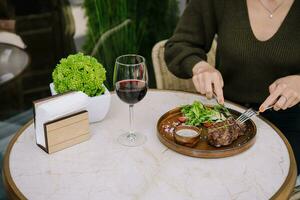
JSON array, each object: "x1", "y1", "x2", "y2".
[{"x1": 34, "y1": 92, "x2": 88, "y2": 148}]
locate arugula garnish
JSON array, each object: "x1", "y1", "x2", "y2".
[{"x1": 181, "y1": 101, "x2": 231, "y2": 126}]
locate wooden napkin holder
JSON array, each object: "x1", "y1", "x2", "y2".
[{"x1": 38, "y1": 111, "x2": 90, "y2": 154}]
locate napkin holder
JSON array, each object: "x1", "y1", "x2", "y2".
[
  {"x1": 34, "y1": 92, "x2": 90, "y2": 154},
  {"x1": 41, "y1": 110, "x2": 90, "y2": 154}
]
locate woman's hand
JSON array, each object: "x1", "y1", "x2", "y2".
[
  {"x1": 192, "y1": 61, "x2": 224, "y2": 104},
  {"x1": 260, "y1": 75, "x2": 300, "y2": 112}
]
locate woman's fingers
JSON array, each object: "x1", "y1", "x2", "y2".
[
  {"x1": 260, "y1": 84, "x2": 287, "y2": 112},
  {"x1": 212, "y1": 73, "x2": 224, "y2": 104},
  {"x1": 280, "y1": 90, "x2": 296, "y2": 110},
  {"x1": 283, "y1": 90, "x2": 300, "y2": 109},
  {"x1": 192, "y1": 72, "x2": 223, "y2": 103},
  {"x1": 261, "y1": 76, "x2": 300, "y2": 112},
  {"x1": 273, "y1": 96, "x2": 288, "y2": 111},
  {"x1": 220, "y1": 76, "x2": 224, "y2": 88},
  {"x1": 289, "y1": 98, "x2": 300, "y2": 108},
  {"x1": 192, "y1": 75, "x2": 201, "y2": 93},
  {"x1": 204, "y1": 73, "x2": 213, "y2": 99},
  {"x1": 214, "y1": 86, "x2": 224, "y2": 104},
  {"x1": 273, "y1": 90, "x2": 292, "y2": 110},
  {"x1": 269, "y1": 82, "x2": 277, "y2": 93},
  {"x1": 283, "y1": 96, "x2": 297, "y2": 110},
  {"x1": 192, "y1": 61, "x2": 224, "y2": 103},
  {"x1": 198, "y1": 75, "x2": 206, "y2": 94},
  {"x1": 192, "y1": 74, "x2": 206, "y2": 94},
  {"x1": 261, "y1": 83, "x2": 299, "y2": 111}
]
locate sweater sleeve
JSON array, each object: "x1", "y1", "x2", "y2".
[{"x1": 164, "y1": 0, "x2": 222, "y2": 78}]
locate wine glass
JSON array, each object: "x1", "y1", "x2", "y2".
[{"x1": 113, "y1": 54, "x2": 148, "y2": 147}]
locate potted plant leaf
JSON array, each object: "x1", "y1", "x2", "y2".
[{"x1": 50, "y1": 53, "x2": 111, "y2": 122}]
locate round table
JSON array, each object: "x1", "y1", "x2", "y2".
[{"x1": 2, "y1": 90, "x2": 297, "y2": 200}]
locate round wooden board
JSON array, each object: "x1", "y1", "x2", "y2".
[{"x1": 157, "y1": 107, "x2": 257, "y2": 158}]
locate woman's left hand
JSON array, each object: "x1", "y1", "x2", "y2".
[{"x1": 260, "y1": 75, "x2": 300, "y2": 112}]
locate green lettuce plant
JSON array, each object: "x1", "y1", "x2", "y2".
[{"x1": 52, "y1": 53, "x2": 106, "y2": 97}]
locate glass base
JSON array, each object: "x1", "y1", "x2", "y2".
[{"x1": 117, "y1": 132, "x2": 146, "y2": 147}]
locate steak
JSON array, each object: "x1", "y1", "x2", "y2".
[{"x1": 207, "y1": 117, "x2": 245, "y2": 147}]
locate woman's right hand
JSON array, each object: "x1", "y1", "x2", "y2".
[{"x1": 192, "y1": 61, "x2": 224, "y2": 104}]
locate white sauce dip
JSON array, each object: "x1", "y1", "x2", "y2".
[{"x1": 176, "y1": 129, "x2": 198, "y2": 137}]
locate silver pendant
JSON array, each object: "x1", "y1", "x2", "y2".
[{"x1": 269, "y1": 14, "x2": 273, "y2": 19}]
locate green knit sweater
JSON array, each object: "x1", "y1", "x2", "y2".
[{"x1": 165, "y1": 0, "x2": 300, "y2": 103}]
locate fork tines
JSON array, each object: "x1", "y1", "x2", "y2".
[{"x1": 236, "y1": 108, "x2": 258, "y2": 124}]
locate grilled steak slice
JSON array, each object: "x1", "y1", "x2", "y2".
[{"x1": 207, "y1": 117, "x2": 245, "y2": 147}]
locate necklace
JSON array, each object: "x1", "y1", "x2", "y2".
[{"x1": 258, "y1": 0, "x2": 285, "y2": 19}]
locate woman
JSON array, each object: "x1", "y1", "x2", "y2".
[{"x1": 165, "y1": 0, "x2": 300, "y2": 172}]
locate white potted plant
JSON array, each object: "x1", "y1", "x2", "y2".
[{"x1": 50, "y1": 53, "x2": 111, "y2": 123}]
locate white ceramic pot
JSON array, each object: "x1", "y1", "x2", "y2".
[{"x1": 50, "y1": 83, "x2": 111, "y2": 123}]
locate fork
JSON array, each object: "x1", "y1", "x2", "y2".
[
  {"x1": 210, "y1": 93, "x2": 273, "y2": 124},
  {"x1": 236, "y1": 106, "x2": 273, "y2": 124}
]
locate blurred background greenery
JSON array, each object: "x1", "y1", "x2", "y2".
[
  {"x1": 83, "y1": 0, "x2": 179, "y2": 90},
  {"x1": 0, "y1": 0, "x2": 180, "y2": 119}
]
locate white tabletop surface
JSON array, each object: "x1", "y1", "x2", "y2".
[{"x1": 9, "y1": 90, "x2": 290, "y2": 200}]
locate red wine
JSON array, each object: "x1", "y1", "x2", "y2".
[{"x1": 116, "y1": 80, "x2": 147, "y2": 104}]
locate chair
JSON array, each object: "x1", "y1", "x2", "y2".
[
  {"x1": 152, "y1": 39, "x2": 217, "y2": 92},
  {"x1": 290, "y1": 185, "x2": 300, "y2": 200}
]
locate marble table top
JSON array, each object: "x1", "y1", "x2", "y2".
[{"x1": 6, "y1": 90, "x2": 295, "y2": 200}]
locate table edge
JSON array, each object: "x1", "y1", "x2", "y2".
[
  {"x1": 2, "y1": 90, "x2": 297, "y2": 200},
  {"x1": 263, "y1": 116, "x2": 297, "y2": 200},
  {"x1": 2, "y1": 119, "x2": 32, "y2": 200}
]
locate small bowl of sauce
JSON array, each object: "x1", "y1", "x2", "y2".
[{"x1": 174, "y1": 125, "x2": 201, "y2": 147}]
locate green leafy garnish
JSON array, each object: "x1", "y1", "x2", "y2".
[
  {"x1": 213, "y1": 104, "x2": 231, "y2": 118},
  {"x1": 181, "y1": 101, "x2": 231, "y2": 126}
]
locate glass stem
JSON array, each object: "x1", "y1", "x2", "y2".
[{"x1": 128, "y1": 104, "x2": 136, "y2": 141}]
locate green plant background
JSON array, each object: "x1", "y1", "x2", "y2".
[{"x1": 83, "y1": 0, "x2": 179, "y2": 90}]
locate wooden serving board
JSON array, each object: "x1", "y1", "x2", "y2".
[{"x1": 157, "y1": 107, "x2": 256, "y2": 158}]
